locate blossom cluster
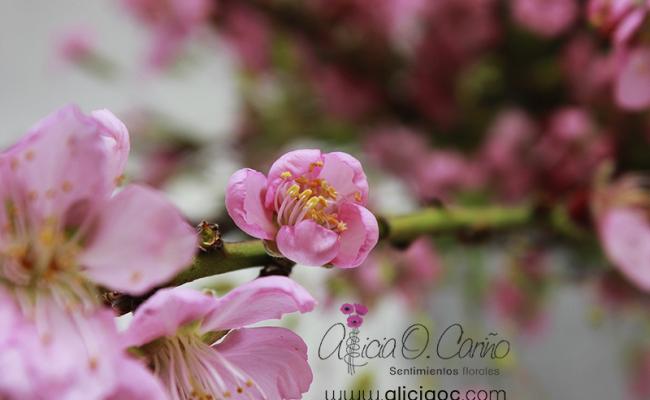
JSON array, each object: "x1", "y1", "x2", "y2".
[{"x1": 0, "y1": 106, "x2": 378, "y2": 399}]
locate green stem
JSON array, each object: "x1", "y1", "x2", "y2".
[{"x1": 171, "y1": 205, "x2": 534, "y2": 285}]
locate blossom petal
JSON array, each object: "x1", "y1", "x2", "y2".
[
  {"x1": 201, "y1": 276, "x2": 315, "y2": 332},
  {"x1": 599, "y1": 207, "x2": 650, "y2": 291},
  {"x1": 0, "y1": 105, "x2": 111, "y2": 226},
  {"x1": 106, "y1": 358, "x2": 168, "y2": 400},
  {"x1": 217, "y1": 327, "x2": 313, "y2": 399},
  {"x1": 92, "y1": 109, "x2": 130, "y2": 185},
  {"x1": 80, "y1": 184, "x2": 197, "y2": 295},
  {"x1": 125, "y1": 287, "x2": 217, "y2": 347},
  {"x1": 319, "y1": 152, "x2": 369, "y2": 204},
  {"x1": 615, "y1": 48, "x2": 650, "y2": 110},
  {"x1": 331, "y1": 203, "x2": 379, "y2": 268},
  {"x1": 276, "y1": 219, "x2": 340, "y2": 266},
  {"x1": 225, "y1": 168, "x2": 276, "y2": 240}
]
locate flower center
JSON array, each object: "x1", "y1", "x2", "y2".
[
  {"x1": 274, "y1": 166, "x2": 347, "y2": 233},
  {"x1": 148, "y1": 332, "x2": 266, "y2": 400},
  {"x1": 0, "y1": 200, "x2": 94, "y2": 314}
]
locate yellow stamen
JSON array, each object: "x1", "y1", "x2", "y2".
[
  {"x1": 280, "y1": 171, "x2": 292, "y2": 179},
  {"x1": 287, "y1": 184, "x2": 300, "y2": 197}
]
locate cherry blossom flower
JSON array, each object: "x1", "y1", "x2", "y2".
[
  {"x1": 511, "y1": 0, "x2": 578, "y2": 38},
  {"x1": 0, "y1": 105, "x2": 197, "y2": 307},
  {"x1": 120, "y1": 0, "x2": 214, "y2": 68},
  {"x1": 0, "y1": 291, "x2": 166, "y2": 399},
  {"x1": 340, "y1": 303, "x2": 354, "y2": 314},
  {"x1": 593, "y1": 175, "x2": 650, "y2": 291},
  {"x1": 615, "y1": 47, "x2": 650, "y2": 110},
  {"x1": 226, "y1": 149, "x2": 379, "y2": 267},
  {"x1": 0, "y1": 105, "x2": 196, "y2": 397},
  {"x1": 124, "y1": 277, "x2": 316, "y2": 400}
]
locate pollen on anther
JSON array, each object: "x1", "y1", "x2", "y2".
[
  {"x1": 130, "y1": 271, "x2": 142, "y2": 284},
  {"x1": 88, "y1": 356, "x2": 99, "y2": 371},
  {"x1": 25, "y1": 150, "x2": 35, "y2": 161},
  {"x1": 237, "y1": 387, "x2": 243, "y2": 394},
  {"x1": 354, "y1": 192, "x2": 363, "y2": 202},
  {"x1": 62, "y1": 180, "x2": 73, "y2": 193},
  {"x1": 223, "y1": 391, "x2": 232, "y2": 398},
  {"x1": 280, "y1": 171, "x2": 292, "y2": 179},
  {"x1": 246, "y1": 380, "x2": 253, "y2": 387}
]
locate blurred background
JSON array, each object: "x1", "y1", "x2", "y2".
[{"x1": 2, "y1": 0, "x2": 650, "y2": 399}]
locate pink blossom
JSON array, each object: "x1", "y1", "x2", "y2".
[
  {"x1": 598, "y1": 208, "x2": 650, "y2": 291},
  {"x1": 346, "y1": 315, "x2": 363, "y2": 328},
  {"x1": 587, "y1": 0, "x2": 647, "y2": 44},
  {"x1": 120, "y1": 0, "x2": 213, "y2": 68},
  {"x1": 226, "y1": 149, "x2": 378, "y2": 267},
  {"x1": 0, "y1": 105, "x2": 196, "y2": 395},
  {"x1": 480, "y1": 109, "x2": 537, "y2": 201},
  {"x1": 125, "y1": 277, "x2": 316, "y2": 400},
  {"x1": 615, "y1": 47, "x2": 650, "y2": 110},
  {"x1": 412, "y1": 151, "x2": 485, "y2": 202},
  {"x1": 55, "y1": 27, "x2": 96, "y2": 64},
  {"x1": 354, "y1": 303, "x2": 368, "y2": 315},
  {"x1": 340, "y1": 303, "x2": 354, "y2": 314},
  {"x1": 220, "y1": 4, "x2": 273, "y2": 73},
  {"x1": 562, "y1": 35, "x2": 616, "y2": 104},
  {"x1": 0, "y1": 293, "x2": 165, "y2": 399},
  {"x1": 535, "y1": 107, "x2": 612, "y2": 194},
  {"x1": 511, "y1": 0, "x2": 578, "y2": 38},
  {"x1": 593, "y1": 175, "x2": 650, "y2": 291}
]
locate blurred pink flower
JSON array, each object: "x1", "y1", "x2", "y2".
[
  {"x1": 588, "y1": 0, "x2": 647, "y2": 44},
  {"x1": 615, "y1": 47, "x2": 650, "y2": 110},
  {"x1": 347, "y1": 315, "x2": 363, "y2": 328},
  {"x1": 220, "y1": 4, "x2": 272, "y2": 73},
  {"x1": 413, "y1": 151, "x2": 485, "y2": 202},
  {"x1": 410, "y1": 0, "x2": 499, "y2": 125},
  {"x1": 480, "y1": 109, "x2": 537, "y2": 201},
  {"x1": 121, "y1": 0, "x2": 214, "y2": 68},
  {"x1": 535, "y1": 107, "x2": 613, "y2": 194},
  {"x1": 306, "y1": 61, "x2": 380, "y2": 121},
  {"x1": 226, "y1": 149, "x2": 378, "y2": 267},
  {"x1": 593, "y1": 175, "x2": 650, "y2": 291},
  {"x1": 0, "y1": 293, "x2": 165, "y2": 399},
  {"x1": 55, "y1": 27, "x2": 96, "y2": 64},
  {"x1": 511, "y1": 0, "x2": 578, "y2": 37},
  {"x1": 344, "y1": 237, "x2": 442, "y2": 308},
  {"x1": 125, "y1": 277, "x2": 315, "y2": 400},
  {"x1": 340, "y1": 303, "x2": 354, "y2": 314},
  {"x1": 562, "y1": 35, "x2": 616, "y2": 104}
]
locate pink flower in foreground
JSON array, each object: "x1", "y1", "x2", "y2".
[
  {"x1": 121, "y1": 0, "x2": 214, "y2": 68},
  {"x1": 340, "y1": 303, "x2": 354, "y2": 314},
  {"x1": 511, "y1": 0, "x2": 578, "y2": 37},
  {"x1": 226, "y1": 149, "x2": 379, "y2": 267},
  {"x1": 0, "y1": 105, "x2": 196, "y2": 396},
  {"x1": 0, "y1": 105, "x2": 196, "y2": 301},
  {"x1": 125, "y1": 277, "x2": 316, "y2": 400},
  {"x1": 346, "y1": 315, "x2": 363, "y2": 328},
  {"x1": 593, "y1": 175, "x2": 650, "y2": 291},
  {"x1": 0, "y1": 292, "x2": 166, "y2": 399}
]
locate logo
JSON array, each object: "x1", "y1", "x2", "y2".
[
  {"x1": 318, "y1": 305, "x2": 512, "y2": 377},
  {"x1": 338, "y1": 302, "x2": 368, "y2": 375}
]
